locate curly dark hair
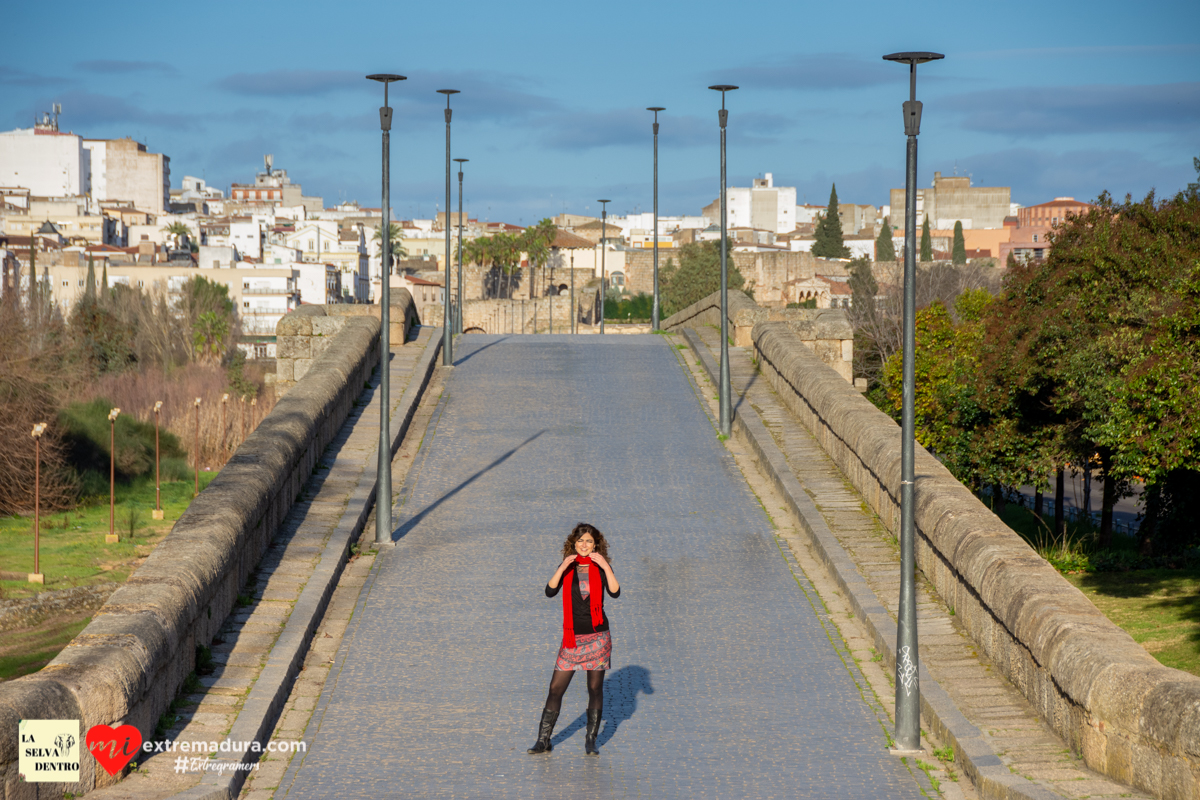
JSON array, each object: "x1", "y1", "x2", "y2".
[{"x1": 561, "y1": 523, "x2": 611, "y2": 561}]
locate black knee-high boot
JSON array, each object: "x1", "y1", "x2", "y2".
[
  {"x1": 527, "y1": 708, "x2": 559, "y2": 754},
  {"x1": 584, "y1": 709, "x2": 602, "y2": 755}
]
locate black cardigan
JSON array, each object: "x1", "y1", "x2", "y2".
[{"x1": 546, "y1": 565, "x2": 620, "y2": 635}]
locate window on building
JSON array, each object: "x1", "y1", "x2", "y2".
[
  {"x1": 244, "y1": 301, "x2": 250, "y2": 308},
  {"x1": 137, "y1": 280, "x2": 144, "y2": 288},
  {"x1": 1032, "y1": 234, "x2": 1038, "y2": 243},
  {"x1": 78, "y1": 279, "x2": 84, "y2": 286},
  {"x1": 63, "y1": 280, "x2": 69, "y2": 287}
]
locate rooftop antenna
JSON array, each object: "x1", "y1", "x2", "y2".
[{"x1": 53, "y1": 104, "x2": 61, "y2": 130}]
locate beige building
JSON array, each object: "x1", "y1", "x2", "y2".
[
  {"x1": 890, "y1": 172, "x2": 1011, "y2": 232},
  {"x1": 84, "y1": 137, "x2": 170, "y2": 215}
]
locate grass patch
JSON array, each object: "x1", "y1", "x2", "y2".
[
  {"x1": 0, "y1": 473, "x2": 217, "y2": 601},
  {"x1": 1066, "y1": 569, "x2": 1200, "y2": 677},
  {"x1": 0, "y1": 615, "x2": 92, "y2": 681}
]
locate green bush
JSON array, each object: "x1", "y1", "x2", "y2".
[
  {"x1": 58, "y1": 399, "x2": 185, "y2": 487},
  {"x1": 603, "y1": 292, "x2": 654, "y2": 321}
]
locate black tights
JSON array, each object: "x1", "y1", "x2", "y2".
[{"x1": 544, "y1": 669, "x2": 604, "y2": 713}]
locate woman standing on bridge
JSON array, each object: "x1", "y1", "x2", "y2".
[{"x1": 528, "y1": 523, "x2": 620, "y2": 756}]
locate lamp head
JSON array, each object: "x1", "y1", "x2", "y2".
[
  {"x1": 882, "y1": 52, "x2": 944, "y2": 65},
  {"x1": 436, "y1": 89, "x2": 460, "y2": 96},
  {"x1": 154, "y1": 401, "x2": 163, "y2": 413},
  {"x1": 194, "y1": 398, "x2": 201, "y2": 408},
  {"x1": 453, "y1": 158, "x2": 469, "y2": 164},
  {"x1": 221, "y1": 393, "x2": 229, "y2": 404},
  {"x1": 31, "y1": 422, "x2": 47, "y2": 439},
  {"x1": 647, "y1": 107, "x2": 666, "y2": 112},
  {"x1": 366, "y1": 74, "x2": 406, "y2": 84},
  {"x1": 108, "y1": 408, "x2": 120, "y2": 422}
]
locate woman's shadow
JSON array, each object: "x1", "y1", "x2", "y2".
[{"x1": 552, "y1": 665, "x2": 653, "y2": 748}]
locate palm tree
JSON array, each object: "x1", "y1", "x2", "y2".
[
  {"x1": 162, "y1": 221, "x2": 192, "y2": 249},
  {"x1": 521, "y1": 219, "x2": 557, "y2": 297},
  {"x1": 373, "y1": 223, "x2": 408, "y2": 274}
]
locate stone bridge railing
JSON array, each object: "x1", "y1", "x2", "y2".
[
  {"x1": 663, "y1": 291, "x2": 854, "y2": 382},
  {"x1": 731, "y1": 306, "x2": 1200, "y2": 799},
  {"x1": 0, "y1": 294, "x2": 415, "y2": 798}
]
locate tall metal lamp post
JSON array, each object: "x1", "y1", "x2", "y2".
[
  {"x1": 708, "y1": 85, "x2": 737, "y2": 437},
  {"x1": 438, "y1": 89, "x2": 459, "y2": 365},
  {"x1": 31, "y1": 422, "x2": 46, "y2": 581},
  {"x1": 454, "y1": 157, "x2": 468, "y2": 334},
  {"x1": 882, "y1": 50, "x2": 943, "y2": 755},
  {"x1": 153, "y1": 401, "x2": 164, "y2": 519},
  {"x1": 598, "y1": 199, "x2": 610, "y2": 333},
  {"x1": 192, "y1": 398, "x2": 201, "y2": 497},
  {"x1": 368, "y1": 73, "x2": 406, "y2": 545},
  {"x1": 647, "y1": 107, "x2": 665, "y2": 330}
]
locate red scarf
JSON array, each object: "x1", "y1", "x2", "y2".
[{"x1": 562, "y1": 556, "x2": 604, "y2": 649}]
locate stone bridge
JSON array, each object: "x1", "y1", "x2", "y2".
[{"x1": 1, "y1": 290, "x2": 1197, "y2": 800}]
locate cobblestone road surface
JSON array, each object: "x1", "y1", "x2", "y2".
[{"x1": 279, "y1": 334, "x2": 926, "y2": 799}]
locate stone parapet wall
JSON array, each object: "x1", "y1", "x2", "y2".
[
  {"x1": 750, "y1": 319, "x2": 1200, "y2": 799},
  {"x1": 0, "y1": 316, "x2": 382, "y2": 799},
  {"x1": 273, "y1": 291, "x2": 416, "y2": 394},
  {"x1": 663, "y1": 290, "x2": 853, "y2": 382}
]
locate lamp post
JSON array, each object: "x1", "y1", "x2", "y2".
[
  {"x1": 708, "y1": 85, "x2": 737, "y2": 437},
  {"x1": 647, "y1": 107, "x2": 665, "y2": 330},
  {"x1": 570, "y1": 251, "x2": 576, "y2": 334},
  {"x1": 883, "y1": 50, "x2": 943, "y2": 755},
  {"x1": 108, "y1": 408, "x2": 120, "y2": 537},
  {"x1": 192, "y1": 398, "x2": 201, "y2": 497},
  {"x1": 438, "y1": 89, "x2": 459, "y2": 365},
  {"x1": 220, "y1": 393, "x2": 229, "y2": 458},
  {"x1": 598, "y1": 199, "x2": 610, "y2": 333},
  {"x1": 368, "y1": 73, "x2": 406, "y2": 545},
  {"x1": 153, "y1": 401, "x2": 163, "y2": 519},
  {"x1": 454, "y1": 157, "x2": 468, "y2": 335},
  {"x1": 31, "y1": 422, "x2": 46, "y2": 581}
]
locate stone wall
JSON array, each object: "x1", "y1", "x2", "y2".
[
  {"x1": 621, "y1": 249, "x2": 846, "y2": 305},
  {"x1": 663, "y1": 290, "x2": 854, "y2": 382},
  {"x1": 0, "y1": 315, "x2": 383, "y2": 798},
  {"x1": 749, "y1": 319, "x2": 1200, "y2": 799},
  {"x1": 273, "y1": 290, "x2": 416, "y2": 394}
]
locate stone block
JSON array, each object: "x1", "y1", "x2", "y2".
[
  {"x1": 312, "y1": 316, "x2": 346, "y2": 337},
  {"x1": 277, "y1": 336, "x2": 311, "y2": 360},
  {"x1": 294, "y1": 358, "x2": 313, "y2": 381},
  {"x1": 275, "y1": 359, "x2": 294, "y2": 383}
]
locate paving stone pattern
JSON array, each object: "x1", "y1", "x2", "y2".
[
  {"x1": 688, "y1": 324, "x2": 1147, "y2": 800},
  {"x1": 279, "y1": 334, "x2": 925, "y2": 800}
]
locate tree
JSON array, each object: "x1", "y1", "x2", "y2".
[
  {"x1": 180, "y1": 276, "x2": 236, "y2": 364},
  {"x1": 163, "y1": 221, "x2": 192, "y2": 249},
  {"x1": 84, "y1": 254, "x2": 96, "y2": 304},
  {"x1": 920, "y1": 217, "x2": 933, "y2": 262},
  {"x1": 373, "y1": 223, "x2": 408, "y2": 274},
  {"x1": 660, "y1": 241, "x2": 743, "y2": 317},
  {"x1": 812, "y1": 184, "x2": 850, "y2": 258},
  {"x1": 876, "y1": 218, "x2": 896, "y2": 261},
  {"x1": 521, "y1": 219, "x2": 557, "y2": 297},
  {"x1": 976, "y1": 188, "x2": 1200, "y2": 551},
  {"x1": 952, "y1": 220, "x2": 967, "y2": 265}
]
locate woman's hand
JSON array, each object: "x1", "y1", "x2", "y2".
[
  {"x1": 589, "y1": 552, "x2": 611, "y2": 572},
  {"x1": 557, "y1": 554, "x2": 577, "y2": 574}
]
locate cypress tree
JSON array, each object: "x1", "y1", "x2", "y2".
[
  {"x1": 85, "y1": 253, "x2": 97, "y2": 303},
  {"x1": 876, "y1": 217, "x2": 896, "y2": 261},
  {"x1": 101, "y1": 262, "x2": 109, "y2": 302},
  {"x1": 29, "y1": 235, "x2": 37, "y2": 309},
  {"x1": 952, "y1": 220, "x2": 967, "y2": 265},
  {"x1": 812, "y1": 183, "x2": 851, "y2": 258},
  {"x1": 920, "y1": 217, "x2": 933, "y2": 262}
]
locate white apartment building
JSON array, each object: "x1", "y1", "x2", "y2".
[
  {"x1": 702, "y1": 173, "x2": 796, "y2": 235},
  {"x1": 83, "y1": 137, "x2": 170, "y2": 215},
  {"x1": 0, "y1": 124, "x2": 89, "y2": 199}
]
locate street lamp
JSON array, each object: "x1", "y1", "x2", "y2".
[
  {"x1": 647, "y1": 107, "x2": 665, "y2": 330},
  {"x1": 883, "y1": 49, "x2": 944, "y2": 755},
  {"x1": 31, "y1": 422, "x2": 47, "y2": 581},
  {"x1": 598, "y1": 199, "x2": 610, "y2": 333},
  {"x1": 368, "y1": 72, "x2": 406, "y2": 545},
  {"x1": 454, "y1": 157, "x2": 468, "y2": 335},
  {"x1": 192, "y1": 398, "x2": 201, "y2": 497},
  {"x1": 570, "y1": 251, "x2": 576, "y2": 334},
  {"x1": 153, "y1": 401, "x2": 163, "y2": 520},
  {"x1": 108, "y1": 408, "x2": 120, "y2": 539},
  {"x1": 708, "y1": 85, "x2": 737, "y2": 436},
  {"x1": 220, "y1": 393, "x2": 229, "y2": 458},
  {"x1": 438, "y1": 89, "x2": 459, "y2": 366}
]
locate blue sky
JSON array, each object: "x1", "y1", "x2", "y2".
[{"x1": 4, "y1": 0, "x2": 1197, "y2": 224}]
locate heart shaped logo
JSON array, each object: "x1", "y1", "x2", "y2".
[{"x1": 85, "y1": 724, "x2": 142, "y2": 775}]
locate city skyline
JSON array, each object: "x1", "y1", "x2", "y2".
[{"x1": 3, "y1": 0, "x2": 1197, "y2": 224}]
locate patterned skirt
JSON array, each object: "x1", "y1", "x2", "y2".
[{"x1": 555, "y1": 630, "x2": 612, "y2": 671}]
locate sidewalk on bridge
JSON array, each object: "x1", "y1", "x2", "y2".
[
  {"x1": 681, "y1": 324, "x2": 1148, "y2": 800},
  {"x1": 87, "y1": 326, "x2": 442, "y2": 800}
]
